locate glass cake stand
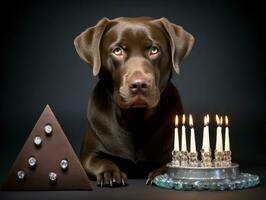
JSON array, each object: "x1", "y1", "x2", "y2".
[{"x1": 153, "y1": 163, "x2": 260, "y2": 191}]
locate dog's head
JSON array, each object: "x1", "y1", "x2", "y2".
[{"x1": 74, "y1": 17, "x2": 194, "y2": 109}]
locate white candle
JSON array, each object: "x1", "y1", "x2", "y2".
[
  {"x1": 174, "y1": 115, "x2": 179, "y2": 151},
  {"x1": 202, "y1": 114, "x2": 210, "y2": 152},
  {"x1": 215, "y1": 115, "x2": 223, "y2": 152},
  {"x1": 189, "y1": 114, "x2": 196, "y2": 153},
  {"x1": 202, "y1": 125, "x2": 206, "y2": 149},
  {"x1": 181, "y1": 114, "x2": 187, "y2": 151},
  {"x1": 224, "y1": 115, "x2": 230, "y2": 151}
]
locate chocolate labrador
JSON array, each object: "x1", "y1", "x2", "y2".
[{"x1": 74, "y1": 17, "x2": 194, "y2": 187}]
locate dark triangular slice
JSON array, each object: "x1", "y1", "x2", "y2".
[{"x1": 2, "y1": 105, "x2": 92, "y2": 190}]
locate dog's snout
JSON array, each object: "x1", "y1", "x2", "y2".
[{"x1": 129, "y1": 78, "x2": 150, "y2": 93}]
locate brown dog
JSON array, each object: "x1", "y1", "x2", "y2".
[{"x1": 74, "y1": 17, "x2": 194, "y2": 187}]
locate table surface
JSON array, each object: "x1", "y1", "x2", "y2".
[{"x1": 1, "y1": 166, "x2": 266, "y2": 200}]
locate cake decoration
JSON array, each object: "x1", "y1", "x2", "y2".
[
  {"x1": 60, "y1": 159, "x2": 69, "y2": 171},
  {"x1": 2, "y1": 105, "x2": 92, "y2": 190},
  {"x1": 153, "y1": 114, "x2": 260, "y2": 191},
  {"x1": 16, "y1": 170, "x2": 26, "y2": 180},
  {"x1": 27, "y1": 157, "x2": 37, "y2": 168},
  {"x1": 33, "y1": 136, "x2": 42, "y2": 147},
  {"x1": 44, "y1": 124, "x2": 53, "y2": 135}
]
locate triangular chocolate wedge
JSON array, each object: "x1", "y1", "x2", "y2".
[{"x1": 2, "y1": 105, "x2": 92, "y2": 190}]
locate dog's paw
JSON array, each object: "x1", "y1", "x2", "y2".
[
  {"x1": 145, "y1": 171, "x2": 159, "y2": 185},
  {"x1": 146, "y1": 166, "x2": 167, "y2": 185},
  {"x1": 96, "y1": 170, "x2": 128, "y2": 187}
]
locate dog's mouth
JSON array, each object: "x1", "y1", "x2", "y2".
[
  {"x1": 115, "y1": 91, "x2": 160, "y2": 110},
  {"x1": 129, "y1": 95, "x2": 149, "y2": 108}
]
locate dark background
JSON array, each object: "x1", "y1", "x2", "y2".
[{"x1": 0, "y1": 0, "x2": 265, "y2": 186}]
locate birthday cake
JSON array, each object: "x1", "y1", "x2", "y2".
[
  {"x1": 153, "y1": 114, "x2": 260, "y2": 191},
  {"x1": 2, "y1": 105, "x2": 92, "y2": 190}
]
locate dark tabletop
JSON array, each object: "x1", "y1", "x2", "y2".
[{"x1": 1, "y1": 165, "x2": 266, "y2": 200}]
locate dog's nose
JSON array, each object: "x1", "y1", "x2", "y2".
[{"x1": 129, "y1": 79, "x2": 149, "y2": 93}]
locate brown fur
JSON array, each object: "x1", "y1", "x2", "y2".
[{"x1": 74, "y1": 17, "x2": 194, "y2": 187}]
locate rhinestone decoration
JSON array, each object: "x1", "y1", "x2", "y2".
[
  {"x1": 60, "y1": 159, "x2": 68, "y2": 170},
  {"x1": 153, "y1": 173, "x2": 260, "y2": 191},
  {"x1": 17, "y1": 170, "x2": 26, "y2": 180},
  {"x1": 33, "y1": 136, "x2": 42, "y2": 146},
  {"x1": 28, "y1": 156, "x2": 37, "y2": 167},
  {"x1": 49, "y1": 172, "x2": 57, "y2": 182},
  {"x1": 44, "y1": 124, "x2": 53, "y2": 135}
]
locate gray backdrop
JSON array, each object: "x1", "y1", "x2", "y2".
[{"x1": 1, "y1": 0, "x2": 265, "y2": 184}]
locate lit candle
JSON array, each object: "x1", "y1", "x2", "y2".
[
  {"x1": 202, "y1": 114, "x2": 210, "y2": 151},
  {"x1": 174, "y1": 115, "x2": 179, "y2": 151},
  {"x1": 224, "y1": 115, "x2": 230, "y2": 151},
  {"x1": 189, "y1": 114, "x2": 196, "y2": 153},
  {"x1": 181, "y1": 114, "x2": 187, "y2": 151},
  {"x1": 215, "y1": 115, "x2": 223, "y2": 152}
]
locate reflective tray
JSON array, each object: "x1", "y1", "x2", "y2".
[{"x1": 153, "y1": 163, "x2": 260, "y2": 191}]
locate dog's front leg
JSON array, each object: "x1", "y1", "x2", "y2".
[{"x1": 81, "y1": 153, "x2": 128, "y2": 187}]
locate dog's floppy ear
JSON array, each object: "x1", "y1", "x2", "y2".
[
  {"x1": 74, "y1": 18, "x2": 110, "y2": 76},
  {"x1": 160, "y1": 18, "x2": 195, "y2": 74}
]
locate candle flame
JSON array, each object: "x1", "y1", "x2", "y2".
[
  {"x1": 175, "y1": 115, "x2": 178, "y2": 126},
  {"x1": 204, "y1": 114, "x2": 210, "y2": 126},
  {"x1": 220, "y1": 116, "x2": 223, "y2": 125},
  {"x1": 182, "y1": 114, "x2": 186, "y2": 124},
  {"x1": 215, "y1": 114, "x2": 219, "y2": 125},
  {"x1": 225, "y1": 115, "x2": 229, "y2": 126},
  {"x1": 189, "y1": 114, "x2": 193, "y2": 127}
]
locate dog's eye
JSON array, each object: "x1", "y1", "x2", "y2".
[
  {"x1": 150, "y1": 46, "x2": 159, "y2": 55},
  {"x1": 113, "y1": 47, "x2": 123, "y2": 56}
]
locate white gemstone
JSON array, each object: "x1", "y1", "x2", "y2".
[
  {"x1": 17, "y1": 170, "x2": 25, "y2": 179},
  {"x1": 33, "y1": 136, "x2": 42, "y2": 146},
  {"x1": 60, "y1": 159, "x2": 68, "y2": 170},
  {"x1": 49, "y1": 172, "x2": 57, "y2": 181},
  {"x1": 28, "y1": 156, "x2": 37, "y2": 167},
  {"x1": 44, "y1": 124, "x2": 53, "y2": 135}
]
